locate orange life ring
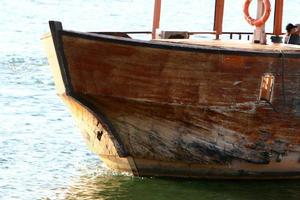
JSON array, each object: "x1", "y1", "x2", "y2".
[{"x1": 243, "y1": 0, "x2": 271, "y2": 27}]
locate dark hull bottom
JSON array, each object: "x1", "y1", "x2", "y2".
[{"x1": 101, "y1": 155, "x2": 300, "y2": 179}]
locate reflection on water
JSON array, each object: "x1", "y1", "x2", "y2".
[{"x1": 59, "y1": 172, "x2": 300, "y2": 200}]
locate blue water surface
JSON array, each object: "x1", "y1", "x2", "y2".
[{"x1": 1, "y1": 0, "x2": 300, "y2": 199}]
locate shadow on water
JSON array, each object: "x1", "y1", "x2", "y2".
[{"x1": 61, "y1": 173, "x2": 300, "y2": 200}]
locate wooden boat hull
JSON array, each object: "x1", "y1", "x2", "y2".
[{"x1": 43, "y1": 21, "x2": 300, "y2": 179}]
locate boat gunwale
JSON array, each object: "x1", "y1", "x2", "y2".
[{"x1": 61, "y1": 29, "x2": 300, "y2": 58}]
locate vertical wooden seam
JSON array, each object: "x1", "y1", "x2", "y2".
[{"x1": 49, "y1": 21, "x2": 73, "y2": 95}]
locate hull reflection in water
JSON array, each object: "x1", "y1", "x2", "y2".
[{"x1": 60, "y1": 174, "x2": 300, "y2": 200}]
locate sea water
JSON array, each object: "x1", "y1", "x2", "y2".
[{"x1": 1, "y1": 0, "x2": 300, "y2": 199}]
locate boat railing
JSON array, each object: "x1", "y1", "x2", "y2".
[
  {"x1": 90, "y1": 31, "x2": 151, "y2": 38},
  {"x1": 190, "y1": 31, "x2": 281, "y2": 41},
  {"x1": 92, "y1": 31, "x2": 282, "y2": 41},
  {"x1": 190, "y1": 31, "x2": 254, "y2": 40}
]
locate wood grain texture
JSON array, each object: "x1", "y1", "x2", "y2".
[
  {"x1": 157, "y1": 39, "x2": 300, "y2": 51},
  {"x1": 43, "y1": 28, "x2": 300, "y2": 178}
]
